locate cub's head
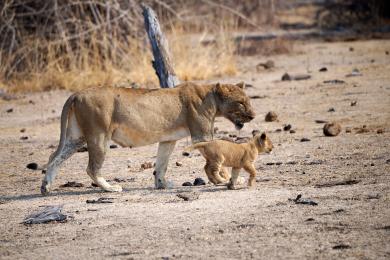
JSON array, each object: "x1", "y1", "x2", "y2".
[
  {"x1": 253, "y1": 132, "x2": 273, "y2": 154},
  {"x1": 214, "y1": 82, "x2": 256, "y2": 130}
]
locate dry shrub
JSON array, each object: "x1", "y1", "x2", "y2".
[
  {"x1": 0, "y1": 0, "x2": 245, "y2": 92},
  {"x1": 236, "y1": 38, "x2": 293, "y2": 57}
]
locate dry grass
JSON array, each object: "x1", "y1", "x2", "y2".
[{"x1": 2, "y1": 28, "x2": 237, "y2": 93}]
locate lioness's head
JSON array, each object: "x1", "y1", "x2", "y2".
[
  {"x1": 253, "y1": 132, "x2": 273, "y2": 154},
  {"x1": 214, "y1": 82, "x2": 256, "y2": 130}
]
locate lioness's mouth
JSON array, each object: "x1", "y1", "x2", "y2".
[{"x1": 234, "y1": 121, "x2": 244, "y2": 130}]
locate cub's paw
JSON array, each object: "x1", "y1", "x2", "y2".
[
  {"x1": 227, "y1": 183, "x2": 237, "y2": 190},
  {"x1": 236, "y1": 176, "x2": 245, "y2": 185}
]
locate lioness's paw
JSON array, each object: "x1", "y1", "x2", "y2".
[
  {"x1": 105, "y1": 185, "x2": 122, "y2": 192},
  {"x1": 155, "y1": 178, "x2": 167, "y2": 189}
]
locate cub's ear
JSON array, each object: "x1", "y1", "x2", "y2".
[
  {"x1": 260, "y1": 133, "x2": 266, "y2": 140},
  {"x1": 252, "y1": 129, "x2": 260, "y2": 137},
  {"x1": 236, "y1": 82, "x2": 245, "y2": 89}
]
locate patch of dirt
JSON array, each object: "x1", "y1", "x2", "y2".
[{"x1": 0, "y1": 39, "x2": 389, "y2": 259}]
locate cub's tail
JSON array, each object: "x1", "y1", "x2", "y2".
[{"x1": 184, "y1": 142, "x2": 209, "y2": 152}]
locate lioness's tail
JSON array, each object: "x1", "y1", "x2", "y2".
[
  {"x1": 184, "y1": 142, "x2": 209, "y2": 152},
  {"x1": 48, "y1": 94, "x2": 76, "y2": 162}
]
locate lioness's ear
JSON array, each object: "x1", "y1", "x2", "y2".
[
  {"x1": 236, "y1": 82, "x2": 245, "y2": 89},
  {"x1": 214, "y1": 82, "x2": 225, "y2": 98},
  {"x1": 261, "y1": 133, "x2": 266, "y2": 140}
]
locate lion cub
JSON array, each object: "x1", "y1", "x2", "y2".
[{"x1": 186, "y1": 132, "x2": 273, "y2": 189}]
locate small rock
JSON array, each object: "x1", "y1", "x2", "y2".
[
  {"x1": 282, "y1": 73, "x2": 311, "y2": 81},
  {"x1": 350, "y1": 100, "x2": 357, "y2": 106},
  {"x1": 182, "y1": 182, "x2": 193, "y2": 186},
  {"x1": 176, "y1": 161, "x2": 183, "y2": 167},
  {"x1": 315, "y1": 119, "x2": 328, "y2": 124},
  {"x1": 182, "y1": 152, "x2": 190, "y2": 157},
  {"x1": 289, "y1": 194, "x2": 318, "y2": 206},
  {"x1": 345, "y1": 127, "x2": 352, "y2": 133},
  {"x1": 20, "y1": 128, "x2": 26, "y2": 133},
  {"x1": 377, "y1": 129, "x2": 384, "y2": 134},
  {"x1": 332, "y1": 244, "x2": 351, "y2": 250},
  {"x1": 349, "y1": 47, "x2": 354, "y2": 51},
  {"x1": 257, "y1": 60, "x2": 275, "y2": 70},
  {"x1": 26, "y1": 163, "x2": 38, "y2": 170},
  {"x1": 29, "y1": 100, "x2": 35, "y2": 104},
  {"x1": 305, "y1": 218, "x2": 315, "y2": 222},
  {"x1": 346, "y1": 68, "x2": 362, "y2": 77},
  {"x1": 323, "y1": 79, "x2": 345, "y2": 84},
  {"x1": 6, "y1": 108, "x2": 13, "y2": 113},
  {"x1": 60, "y1": 181, "x2": 84, "y2": 188},
  {"x1": 265, "y1": 111, "x2": 278, "y2": 122},
  {"x1": 323, "y1": 122, "x2": 342, "y2": 136},
  {"x1": 20, "y1": 136, "x2": 28, "y2": 140},
  {"x1": 193, "y1": 178, "x2": 206, "y2": 186},
  {"x1": 140, "y1": 162, "x2": 153, "y2": 170},
  {"x1": 283, "y1": 124, "x2": 292, "y2": 131},
  {"x1": 281, "y1": 73, "x2": 291, "y2": 81},
  {"x1": 177, "y1": 192, "x2": 199, "y2": 201},
  {"x1": 319, "y1": 67, "x2": 328, "y2": 72},
  {"x1": 328, "y1": 107, "x2": 335, "y2": 112},
  {"x1": 86, "y1": 197, "x2": 114, "y2": 204},
  {"x1": 275, "y1": 128, "x2": 282, "y2": 132},
  {"x1": 300, "y1": 138, "x2": 311, "y2": 142},
  {"x1": 109, "y1": 144, "x2": 118, "y2": 149},
  {"x1": 289, "y1": 129, "x2": 296, "y2": 134},
  {"x1": 386, "y1": 51, "x2": 389, "y2": 55}
]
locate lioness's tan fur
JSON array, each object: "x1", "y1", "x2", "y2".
[
  {"x1": 41, "y1": 82, "x2": 255, "y2": 195},
  {"x1": 186, "y1": 133, "x2": 273, "y2": 189}
]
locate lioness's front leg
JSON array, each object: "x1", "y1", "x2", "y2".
[{"x1": 154, "y1": 141, "x2": 176, "y2": 189}]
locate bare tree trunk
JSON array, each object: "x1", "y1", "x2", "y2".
[{"x1": 141, "y1": 4, "x2": 180, "y2": 88}]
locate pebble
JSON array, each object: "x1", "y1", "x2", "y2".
[
  {"x1": 300, "y1": 138, "x2": 311, "y2": 142},
  {"x1": 289, "y1": 130, "x2": 296, "y2": 134},
  {"x1": 109, "y1": 144, "x2": 118, "y2": 149},
  {"x1": 176, "y1": 161, "x2": 183, "y2": 166},
  {"x1": 193, "y1": 178, "x2": 206, "y2": 186},
  {"x1": 265, "y1": 111, "x2": 278, "y2": 122},
  {"x1": 182, "y1": 182, "x2": 193, "y2": 186},
  {"x1": 319, "y1": 67, "x2": 328, "y2": 72},
  {"x1": 26, "y1": 163, "x2": 38, "y2": 170},
  {"x1": 283, "y1": 124, "x2": 292, "y2": 131}
]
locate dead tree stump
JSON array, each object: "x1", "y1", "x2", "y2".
[{"x1": 142, "y1": 4, "x2": 180, "y2": 88}]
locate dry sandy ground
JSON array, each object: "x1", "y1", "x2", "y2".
[{"x1": 0, "y1": 39, "x2": 389, "y2": 259}]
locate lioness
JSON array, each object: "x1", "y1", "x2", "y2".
[
  {"x1": 41, "y1": 82, "x2": 255, "y2": 195},
  {"x1": 185, "y1": 132, "x2": 273, "y2": 189}
]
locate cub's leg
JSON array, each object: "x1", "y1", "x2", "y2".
[
  {"x1": 218, "y1": 167, "x2": 231, "y2": 182},
  {"x1": 154, "y1": 141, "x2": 176, "y2": 189},
  {"x1": 204, "y1": 160, "x2": 226, "y2": 185},
  {"x1": 227, "y1": 167, "x2": 241, "y2": 190},
  {"x1": 41, "y1": 139, "x2": 84, "y2": 195},
  {"x1": 243, "y1": 163, "x2": 257, "y2": 187},
  {"x1": 86, "y1": 133, "x2": 122, "y2": 192}
]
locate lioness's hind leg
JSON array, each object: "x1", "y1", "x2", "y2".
[
  {"x1": 86, "y1": 134, "x2": 122, "y2": 192},
  {"x1": 41, "y1": 139, "x2": 84, "y2": 195}
]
